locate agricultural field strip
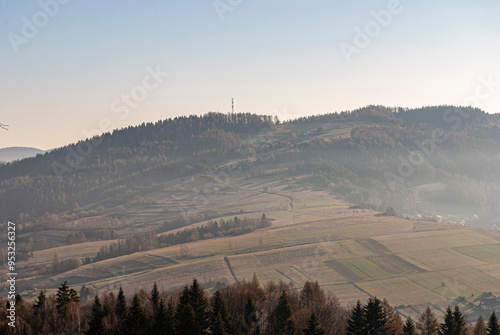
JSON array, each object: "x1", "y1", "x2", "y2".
[
  {"x1": 406, "y1": 272, "x2": 479, "y2": 299},
  {"x1": 22, "y1": 195, "x2": 499, "y2": 302},
  {"x1": 338, "y1": 258, "x2": 392, "y2": 280},
  {"x1": 29, "y1": 225, "x2": 495, "y2": 293},
  {"x1": 453, "y1": 244, "x2": 500, "y2": 263}
]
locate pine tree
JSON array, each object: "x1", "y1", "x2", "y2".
[
  {"x1": 364, "y1": 297, "x2": 387, "y2": 335},
  {"x1": 346, "y1": 301, "x2": 365, "y2": 335},
  {"x1": 440, "y1": 306, "x2": 457, "y2": 335},
  {"x1": 402, "y1": 317, "x2": 417, "y2": 335},
  {"x1": 190, "y1": 279, "x2": 209, "y2": 335},
  {"x1": 176, "y1": 286, "x2": 197, "y2": 335},
  {"x1": 487, "y1": 312, "x2": 500, "y2": 335},
  {"x1": 210, "y1": 291, "x2": 232, "y2": 334},
  {"x1": 417, "y1": 306, "x2": 439, "y2": 335},
  {"x1": 86, "y1": 295, "x2": 104, "y2": 335},
  {"x1": 303, "y1": 313, "x2": 325, "y2": 335},
  {"x1": 273, "y1": 291, "x2": 296, "y2": 335},
  {"x1": 126, "y1": 293, "x2": 147, "y2": 335}
]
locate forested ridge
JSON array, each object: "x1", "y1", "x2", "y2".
[
  {"x1": 2, "y1": 277, "x2": 499, "y2": 334},
  {"x1": 0, "y1": 113, "x2": 274, "y2": 220},
  {"x1": 1, "y1": 106, "x2": 500, "y2": 226}
]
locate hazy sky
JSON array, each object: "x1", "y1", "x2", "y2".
[{"x1": 1, "y1": 0, "x2": 499, "y2": 149}]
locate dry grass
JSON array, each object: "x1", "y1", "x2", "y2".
[{"x1": 18, "y1": 185, "x2": 500, "y2": 308}]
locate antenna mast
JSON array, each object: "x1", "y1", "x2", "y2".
[{"x1": 231, "y1": 98, "x2": 234, "y2": 114}]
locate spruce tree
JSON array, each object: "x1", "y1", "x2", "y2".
[
  {"x1": 402, "y1": 317, "x2": 417, "y2": 335},
  {"x1": 190, "y1": 279, "x2": 209, "y2": 335},
  {"x1": 273, "y1": 291, "x2": 296, "y2": 335},
  {"x1": 364, "y1": 297, "x2": 387, "y2": 335},
  {"x1": 69, "y1": 288, "x2": 80, "y2": 303},
  {"x1": 115, "y1": 286, "x2": 128, "y2": 333},
  {"x1": 33, "y1": 290, "x2": 46, "y2": 313},
  {"x1": 211, "y1": 313, "x2": 226, "y2": 335},
  {"x1": 440, "y1": 306, "x2": 457, "y2": 335},
  {"x1": 303, "y1": 313, "x2": 325, "y2": 335},
  {"x1": 126, "y1": 293, "x2": 147, "y2": 335},
  {"x1": 453, "y1": 305, "x2": 466, "y2": 335},
  {"x1": 346, "y1": 300, "x2": 365, "y2": 335},
  {"x1": 150, "y1": 282, "x2": 161, "y2": 313},
  {"x1": 86, "y1": 294, "x2": 104, "y2": 335},
  {"x1": 56, "y1": 281, "x2": 71, "y2": 312},
  {"x1": 487, "y1": 312, "x2": 500, "y2": 335},
  {"x1": 152, "y1": 299, "x2": 174, "y2": 335},
  {"x1": 176, "y1": 286, "x2": 197, "y2": 335},
  {"x1": 210, "y1": 291, "x2": 232, "y2": 334},
  {"x1": 239, "y1": 297, "x2": 258, "y2": 335}
]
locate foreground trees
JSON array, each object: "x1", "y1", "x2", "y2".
[
  {"x1": 0, "y1": 278, "x2": 497, "y2": 335},
  {"x1": 417, "y1": 306, "x2": 440, "y2": 335}
]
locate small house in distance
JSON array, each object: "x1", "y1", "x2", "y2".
[{"x1": 479, "y1": 298, "x2": 500, "y2": 310}]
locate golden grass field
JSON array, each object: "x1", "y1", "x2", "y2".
[{"x1": 14, "y1": 173, "x2": 500, "y2": 312}]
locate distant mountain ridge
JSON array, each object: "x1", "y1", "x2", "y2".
[{"x1": 0, "y1": 147, "x2": 45, "y2": 163}]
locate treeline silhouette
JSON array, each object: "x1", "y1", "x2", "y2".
[{"x1": 2, "y1": 278, "x2": 499, "y2": 334}]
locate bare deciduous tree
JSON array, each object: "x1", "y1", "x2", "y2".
[{"x1": 0, "y1": 123, "x2": 8, "y2": 130}]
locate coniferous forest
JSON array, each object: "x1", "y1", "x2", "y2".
[{"x1": 1, "y1": 277, "x2": 499, "y2": 335}]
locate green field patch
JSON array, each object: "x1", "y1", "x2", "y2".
[
  {"x1": 324, "y1": 259, "x2": 363, "y2": 282},
  {"x1": 455, "y1": 244, "x2": 500, "y2": 263},
  {"x1": 339, "y1": 258, "x2": 392, "y2": 280}
]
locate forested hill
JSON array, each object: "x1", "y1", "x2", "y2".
[
  {"x1": 0, "y1": 113, "x2": 274, "y2": 220},
  {"x1": 1, "y1": 106, "x2": 500, "y2": 226}
]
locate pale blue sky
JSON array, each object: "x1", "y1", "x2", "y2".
[{"x1": 1, "y1": 0, "x2": 499, "y2": 149}]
